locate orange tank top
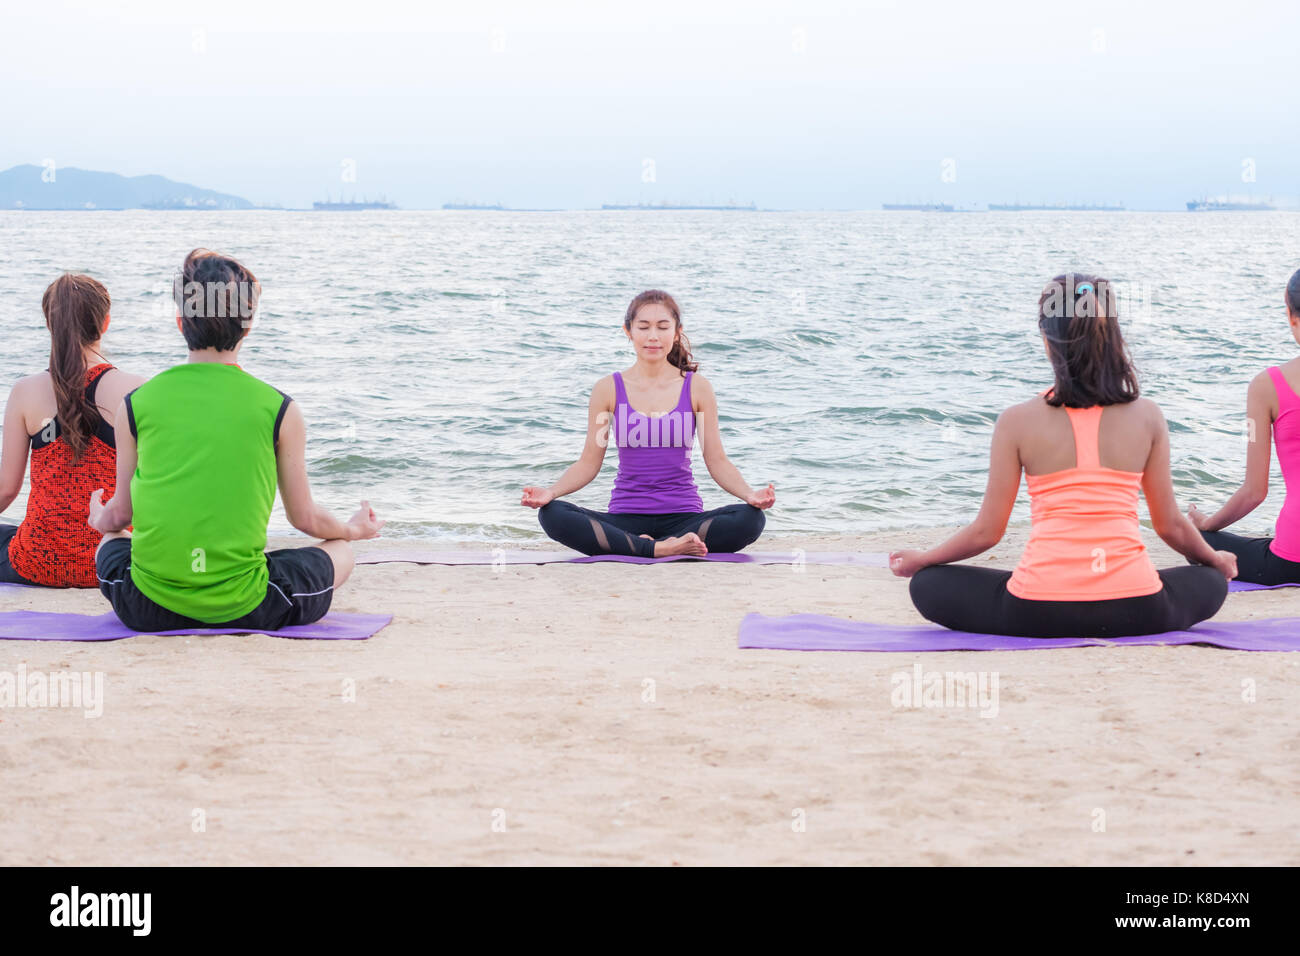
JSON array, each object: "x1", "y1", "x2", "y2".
[
  {"x1": 1006, "y1": 399, "x2": 1163, "y2": 602},
  {"x1": 7, "y1": 364, "x2": 118, "y2": 588}
]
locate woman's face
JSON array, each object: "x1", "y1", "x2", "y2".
[{"x1": 625, "y1": 303, "x2": 678, "y2": 360}]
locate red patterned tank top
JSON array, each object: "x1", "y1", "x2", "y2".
[{"x1": 7, "y1": 364, "x2": 118, "y2": 587}]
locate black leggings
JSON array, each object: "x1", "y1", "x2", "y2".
[
  {"x1": 908, "y1": 564, "x2": 1228, "y2": 638},
  {"x1": 537, "y1": 500, "x2": 765, "y2": 558},
  {"x1": 1196, "y1": 529, "x2": 1300, "y2": 585},
  {"x1": 0, "y1": 524, "x2": 37, "y2": 586}
]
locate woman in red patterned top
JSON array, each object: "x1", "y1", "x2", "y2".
[{"x1": 0, "y1": 274, "x2": 144, "y2": 587}]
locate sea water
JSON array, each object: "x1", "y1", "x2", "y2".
[{"x1": 0, "y1": 210, "x2": 1294, "y2": 540}]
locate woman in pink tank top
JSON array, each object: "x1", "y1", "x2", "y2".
[
  {"x1": 521, "y1": 290, "x2": 774, "y2": 559},
  {"x1": 1187, "y1": 268, "x2": 1300, "y2": 584},
  {"x1": 888, "y1": 273, "x2": 1235, "y2": 638}
]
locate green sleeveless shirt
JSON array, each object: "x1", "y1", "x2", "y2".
[{"x1": 124, "y1": 363, "x2": 290, "y2": 623}]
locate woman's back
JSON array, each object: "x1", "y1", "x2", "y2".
[
  {"x1": 13, "y1": 365, "x2": 138, "y2": 437},
  {"x1": 5, "y1": 363, "x2": 140, "y2": 587},
  {"x1": 1016, "y1": 395, "x2": 1153, "y2": 475},
  {"x1": 0, "y1": 273, "x2": 143, "y2": 588},
  {"x1": 1008, "y1": 394, "x2": 1163, "y2": 601}
]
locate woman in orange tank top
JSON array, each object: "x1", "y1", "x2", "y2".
[
  {"x1": 0, "y1": 274, "x2": 144, "y2": 587},
  {"x1": 888, "y1": 273, "x2": 1235, "y2": 638}
]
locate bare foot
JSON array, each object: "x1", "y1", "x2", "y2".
[{"x1": 654, "y1": 533, "x2": 708, "y2": 557}]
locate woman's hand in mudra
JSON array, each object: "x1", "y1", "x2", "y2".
[
  {"x1": 746, "y1": 483, "x2": 775, "y2": 509},
  {"x1": 521, "y1": 486, "x2": 554, "y2": 509}
]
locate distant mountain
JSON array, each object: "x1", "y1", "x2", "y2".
[{"x1": 0, "y1": 164, "x2": 254, "y2": 210}]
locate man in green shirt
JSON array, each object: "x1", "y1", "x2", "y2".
[{"x1": 90, "y1": 248, "x2": 383, "y2": 631}]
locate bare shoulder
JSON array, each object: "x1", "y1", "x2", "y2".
[
  {"x1": 6, "y1": 371, "x2": 49, "y2": 406},
  {"x1": 999, "y1": 395, "x2": 1042, "y2": 427},
  {"x1": 11, "y1": 370, "x2": 50, "y2": 393},
  {"x1": 1247, "y1": 368, "x2": 1276, "y2": 397},
  {"x1": 689, "y1": 370, "x2": 715, "y2": 410},
  {"x1": 1131, "y1": 396, "x2": 1165, "y2": 423},
  {"x1": 96, "y1": 369, "x2": 147, "y2": 407},
  {"x1": 1125, "y1": 397, "x2": 1167, "y2": 440},
  {"x1": 102, "y1": 368, "x2": 147, "y2": 392},
  {"x1": 591, "y1": 374, "x2": 616, "y2": 406}
]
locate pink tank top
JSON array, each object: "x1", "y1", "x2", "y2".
[
  {"x1": 1265, "y1": 366, "x2": 1300, "y2": 561},
  {"x1": 1007, "y1": 401, "x2": 1163, "y2": 601}
]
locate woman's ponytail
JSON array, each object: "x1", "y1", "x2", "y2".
[
  {"x1": 665, "y1": 327, "x2": 698, "y2": 374},
  {"x1": 41, "y1": 274, "x2": 110, "y2": 461},
  {"x1": 1037, "y1": 273, "x2": 1139, "y2": 407}
]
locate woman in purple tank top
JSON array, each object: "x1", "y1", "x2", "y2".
[
  {"x1": 521, "y1": 290, "x2": 774, "y2": 558},
  {"x1": 1187, "y1": 268, "x2": 1300, "y2": 584}
]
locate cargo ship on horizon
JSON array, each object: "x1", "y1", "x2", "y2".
[
  {"x1": 312, "y1": 197, "x2": 397, "y2": 211},
  {"x1": 989, "y1": 202, "x2": 1125, "y2": 211},
  {"x1": 1186, "y1": 196, "x2": 1277, "y2": 211},
  {"x1": 600, "y1": 200, "x2": 757, "y2": 211},
  {"x1": 881, "y1": 203, "x2": 954, "y2": 211}
]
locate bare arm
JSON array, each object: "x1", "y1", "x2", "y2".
[
  {"x1": 890, "y1": 408, "x2": 1021, "y2": 575},
  {"x1": 1142, "y1": 401, "x2": 1230, "y2": 571},
  {"x1": 1194, "y1": 372, "x2": 1272, "y2": 531},
  {"x1": 88, "y1": 399, "x2": 137, "y2": 532},
  {"x1": 694, "y1": 375, "x2": 773, "y2": 507},
  {"x1": 276, "y1": 401, "x2": 383, "y2": 540},
  {"x1": 0, "y1": 381, "x2": 31, "y2": 514},
  {"x1": 521, "y1": 378, "x2": 613, "y2": 507},
  {"x1": 93, "y1": 369, "x2": 147, "y2": 429}
]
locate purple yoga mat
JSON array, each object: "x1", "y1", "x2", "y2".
[
  {"x1": 739, "y1": 612, "x2": 1300, "y2": 652},
  {"x1": 356, "y1": 549, "x2": 889, "y2": 567},
  {"x1": 1227, "y1": 579, "x2": 1300, "y2": 592},
  {"x1": 0, "y1": 610, "x2": 392, "y2": 642}
]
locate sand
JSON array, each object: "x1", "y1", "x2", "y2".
[{"x1": 1, "y1": 524, "x2": 1298, "y2": 866}]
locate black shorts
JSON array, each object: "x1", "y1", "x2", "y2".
[
  {"x1": 96, "y1": 538, "x2": 335, "y2": 633},
  {"x1": 0, "y1": 524, "x2": 37, "y2": 586}
]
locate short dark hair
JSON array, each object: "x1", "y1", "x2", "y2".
[
  {"x1": 1287, "y1": 268, "x2": 1300, "y2": 316},
  {"x1": 172, "y1": 248, "x2": 260, "y2": 351}
]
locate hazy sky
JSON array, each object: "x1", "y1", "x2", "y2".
[{"x1": 5, "y1": 0, "x2": 1298, "y2": 209}]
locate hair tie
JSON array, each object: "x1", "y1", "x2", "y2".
[{"x1": 1075, "y1": 282, "x2": 1094, "y2": 295}]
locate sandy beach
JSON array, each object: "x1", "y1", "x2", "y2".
[{"x1": 1, "y1": 524, "x2": 1298, "y2": 867}]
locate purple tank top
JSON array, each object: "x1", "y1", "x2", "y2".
[{"x1": 608, "y1": 370, "x2": 703, "y2": 514}]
